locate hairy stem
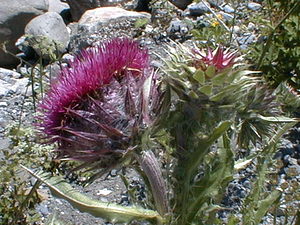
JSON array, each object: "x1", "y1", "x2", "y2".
[{"x1": 136, "y1": 150, "x2": 169, "y2": 216}]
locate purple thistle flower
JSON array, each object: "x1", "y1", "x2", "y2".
[
  {"x1": 193, "y1": 46, "x2": 237, "y2": 71},
  {"x1": 38, "y1": 38, "x2": 159, "y2": 166}
]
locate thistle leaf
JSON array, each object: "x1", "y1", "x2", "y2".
[
  {"x1": 193, "y1": 70, "x2": 205, "y2": 84},
  {"x1": 253, "y1": 190, "x2": 281, "y2": 224},
  {"x1": 211, "y1": 72, "x2": 228, "y2": 85},
  {"x1": 21, "y1": 165, "x2": 163, "y2": 224},
  {"x1": 257, "y1": 115, "x2": 298, "y2": 123},
  {"x1": 205, "y1": 65, "x2": 216, "y2": 78},
  {"x1": 199, "y1": 85, "x2": 213, "y2": 96}
]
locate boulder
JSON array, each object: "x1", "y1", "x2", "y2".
[
  {"x1": 48, "y1": 0, "x2": 69, "y2": 14},
  {"x1": 0, "y1": 0, "x2": 49, "y2": 68},
  {"x1": 169, "y1": 0, "x2": 193, "y2": 10},
  {"x1": 48, "y1": 0, "x2": 71, "y2": 24},
  {"x1": 66, "y1": 0, "x2": 134, "y2": 21},
  {"x1": 78, "y1": 6, "x2": 150, "y2": 24},
  {"x1": 68, "y1": 7, "x2": 151, "y2": 52},
  {"x1": 25, "y1": 12, "x2": 70, "y2": 59}
]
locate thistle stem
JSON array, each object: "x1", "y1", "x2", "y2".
[{"x1": 135, "y1": 150, "x2": 169, "y2": 216}]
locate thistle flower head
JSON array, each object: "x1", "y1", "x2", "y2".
[
  {"x1": 38, "y1": 38, "x2": 159, "y2": 166},
  {"x1": 193, "y1": 46, "x2": 237, "y2": 71}
]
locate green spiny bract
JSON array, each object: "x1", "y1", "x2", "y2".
[{"x1": 160, "y1": 42, "x2": 285, "y2": 225}]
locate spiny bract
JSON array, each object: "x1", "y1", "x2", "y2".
[{"x1": 38, "y1": 38, "x2": 159, "y2": 166}]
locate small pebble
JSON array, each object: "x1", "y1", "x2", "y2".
[
  {"x1": 223, "y1": 4, "x2": 234, "y2": 13},
  {"x1": 247, "y1": 2, "x2": 262, "y2": 11},
  {"x1": 0, "y1": 102, "x2": 8, "y2": 107}
]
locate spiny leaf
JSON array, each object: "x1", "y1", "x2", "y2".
[
  {"x1": 21, "y1": 165, "x2": 163, "y2": 224},
  {"x1": 257, "y1": 115, "x2": 298, "y2": 123},
  {"x1": 193, "y1": 70, "x2": 205, "y2": 84},
  {"x1": 205, "y1": 65, "x2": 216, "y2": 78},
  {"x1": 199, "y1": 85, "x2": 213, "y2": 96}
]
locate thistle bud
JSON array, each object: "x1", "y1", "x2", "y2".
[{"x1": 192, "y1": 46, "x2": 237, "y2": 71}]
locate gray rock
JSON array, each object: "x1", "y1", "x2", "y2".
[
  {"x1": 78, "y1": 7, "x2": 150, "y2": 25},
  {"x1": 208, "y1": 0, "x2": 224, "y2": 7},
  {"x1": 223, "y1": 4, "x2": 234, "y2": 13},
  {"x1": 69, "y1": 7, "x2": 150, "y2": 52},
  {"x1": 247, "y1": 22, "x2": 256, "y2": 31},
  {"x1": 188, "y1": 2, "x2": 210, "y2": 16},
  {"x1": 167, "y1": 19, "x2": 191, "y2": 34},
  {"x1": 0, "y1": 68, "x2": 22, "y2": 80},
  {"x1": 247, "y1": 2, "x2": 262, "y2": 11},
  {"x1": 0, "y1": 68, "x2": 28, "y2": 97},
  {"x1": 48, "y1": 0, "x2": 69, "y2": 14},
  {"x1": 237, "y1": 33, "x2": 256, "y2": 46},
  {"x1": 0, "y1": 138, "x2": 10, "y2": 150},
  {"x1": 66, "y1": 0, "x2": 128, "y2": 21},
  {"x1": 169, "y1": 0, "x2": 193, "y2": 10},
  {"x1": 25, "y1": 12, "x2": 70, "y2": 59},
  {"x1": 221, "y1": 12, "x2": 234, "y2": 22},
  {"x1": 0, "y1": 0, "x2": 49, "y2": 67}
]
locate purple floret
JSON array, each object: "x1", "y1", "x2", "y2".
[{"x1": 39, "y1": 38, "x2": 149, "y2": 137}]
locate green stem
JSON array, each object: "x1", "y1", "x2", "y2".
[{"x1": 136, "y1": 150, "x2": 169, "y2": 216}]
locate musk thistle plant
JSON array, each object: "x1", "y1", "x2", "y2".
[
  {"x1": 27, "y1": 38, "x2": 295, "y2": 225},
  {"x1": 38, "y1": 38, "x2": 168, "y2": 217}
]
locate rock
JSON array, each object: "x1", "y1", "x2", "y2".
[
  {"x1": 66, "y1": 0, "x2": 128, "y2": 21},
  {"x1": 0, "y1": 68, "x2": 28, "y2": 97},
  {"x1": 0, "y1": 68, "x2": 22, "y2": 80},
  {"x1": 49, "y1": 0, "x2": 71, "y2": 24},
  {"x1": 25, "y1": 12, "x2": 70, "y2": 59},
  {"x1": 247, "y1": 22, "x2": 256, "y2": 31},
  {"x1": 97, "y1": 188, "x2": 112, "y2": 196},
  {"x1": 135, "y1": 0, "x2": 151, "y2": 12},
  {"x1": 0, "y1": 138, "x2": 10, "y2": 150},
  {"x1": 223, "y1": 4, "x2": 234, "y2": 13},
  {"x1": 208, "y1": 0, "x2": 224, "y2": 7},
  {"x1": 167, "y1": 19, "x2": 192, "y2": 34},
  {"x1": 237, "y1": 33, "x2": 256, "y2": 46},
  {"x1": 48, "y1": 0, "x2": 69, "y2": 14},
  {"x1": 169, "y1": 0, "x2": 193, "y2": 10},
  {"x1": 188, "y1": 2, "x2": 210, "y2": 16},
  {"x1": 78, "y1": 7, "x2": 150, "y2": 24},
  {"x1": 66, "y1": 0, "x2": 100, "y2": 21},
  {"x1": 68, "y1": 7, "x2": 151, "y2": 52},
  {"x1": 247, "y1": 2, "x2": 262, "y2": 11},
  {"x1": 221, "y1": 12, "x2": 234, "y2": 22},
  {"x1": 0, "y1": 0, "x2": 49, "y2": 68},
  {"x1": 285, "y1": 164, "x2": 300, "y2": 176}
]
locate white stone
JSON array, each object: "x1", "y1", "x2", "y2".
[
  {"x1": 78, "y1": 7, "x2": 150, "y2": 25},
  {"x1": 97, "y1": 188, "x2": 112, "y2": 196}
]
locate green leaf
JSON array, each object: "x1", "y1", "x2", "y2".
[
  {"x1": 253, "y1": 190, "x2": 281, "y2": 224},
  {"x1": 21, "y1": 166, "x2": 163, "y2": 224},
  {"x1": 193, "y1": 70, "x2": 205, "y2": 84},
  {"x1": 134, "y1": 18, "x2": 149, "y2": 28},
  {"x1": 227, "y1": 70, "x2": 259, "y2": 83},
  {"x1": 205, "y1": 65, "x2": 216, "y2": 77},
  {"x1": 199, "y1": 85, "x2": 213, "y2": 96},
  {"x1": 211, "y1": 72, "x2": 228, "y2": 85},
  {"x1": 257, "y1": 115, "x2": 298, "y2": 123}
]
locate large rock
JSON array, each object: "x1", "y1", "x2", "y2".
[
  {"x1": 169, "y1": 0, "x2": 193, "y2": 10},
  {"x1": 48, "y1": 0, "x2": 69, "y2": 14},
  {"x1": 25, "y1": 12, "x2": 70, "y2": 59},
  {"x1": 0, "y1": 0, "x2": 49, "y2": 68},
  {"x1": 78, "y1": 6, "x2": 150, "y2": 24},
  {"x1": 68, "y1": 7, "x2": 151, "y2": 52}
]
